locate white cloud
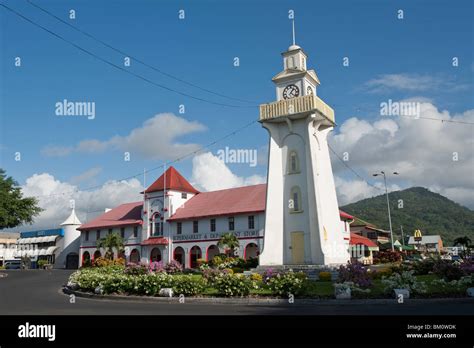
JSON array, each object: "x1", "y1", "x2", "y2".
[
  {"x1": 330, "y1": 101, "x2": 474, "y2": 208},
  {"x1": 18, "y1": 173, "x2": 142, "y2": 230},
  {"x1": 335, "y1": 176, "x2": 399, "y2": 206},
  {"x1": 41, "y1": 113, "x2": 206, "y2": 160},
  {"x1": 69, "y1": 167, "x2": 102, "y2": 185},
  {"x1": 191, "y1": 152, "x2": 266, "y2": 191},
  {"x1": 363, "y1": 73, "x2": 469, "y2": 93}
]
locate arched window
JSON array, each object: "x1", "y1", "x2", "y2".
[
  {"x1": 206, "y1": 245, "x2": 220, "y2": 261},
  {"x1": 189, "y1": 246, "x2": 202, "y2": 269},
  {"x1": 93, "y1": 250, "x2": 101, "y2": 260},
  {"x1": 150, "y1": 248, "x2": 161, "y2": 262},
  {"x1": 82, "y1": 251, "x2": 91, "y2": 266},
  {"x1": 174, "y1": 247, "x2": 185, "y2": 267},
  {"x1": 290, "y1": 186, "x2": 303, "y2": 213},
  {"x1": 244, "y1": 243, "x2": 259, "y2": 260},
  {"x1": 152, "y1": 213, "x2": 163, "y2": 237},
  {"x1": 130, "y1": 249, "x2": 140, "y2": 264},
  {"x1": 289, "y1": 56, "x2": 295, "y2": 68},
  {"x1": 288, "y1": 151, "x2": 300, "y2": 174}
]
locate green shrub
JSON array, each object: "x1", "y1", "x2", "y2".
[
  {"x1": 267, "y1": 271, "x2": 307, "y2": 296},
  {"x1": 209, "y1": 255, "x2": 223, "y2": 267},
  {"x1": 73, "y1": 270, "x2": 108, "y2": 292},
  {"x1": 102, "y1": 274, "x2": 134, "y2": 294},
  {"x1": 213, "y1": 273, "x2": 252, "y2": 297},
  {"x1": 134, "y1": 273, "x2": 174, "y2": 296},
  {"x1": 250, "y1": 273, "x2": 263, "y2": 282},
  {"x1": 231, "y1": 267, "x2": 243, "y2": 273},
  {"x1": 243, "y1": 257, "x2": 258, "y2": 269},
  {"x1": 172, "y1": 275, "x2": 205, "y2": 296},
  {"x1": 37, "y1": 260, "x2": 48, "y2": 269},
  {"x1": 381, "y1": 270, "x2": 426, "y2": 295},
  {"x1": 318, "y1": 271, "x2": 332, "y2": 281},
  {"x1": 373, "y1": 250, "x2": 402, "y2": 264},
  {"x1": 370, "y1": 268, "x2": 393, "y2": 280},
  {"x1": 427, "y1": 275, "x2": 474, "y2": 297},
  {"x1": 412, "y1": 258, "x2": 436, "y2": 275},
  {"x1": 433, "y1": 260, "x2": 464, "y2": 281},
  {"x1": 93, "y1": 257, "x2": 113, "y2": 268}
]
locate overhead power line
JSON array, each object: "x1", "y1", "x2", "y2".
[
  {"x1": 328, "y1": 144, "x2": 383, "y2": 191},
  {"x1": 30, "y1": 119, "x2": 259, "y2": 199},
  {"x1": 26, "y1": 0, "x2": 258, "y2": 105},
  {"x1": 0, "y1": 3, "x2": 256, "y2": 108}
]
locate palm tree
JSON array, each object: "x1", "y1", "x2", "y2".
[
  {"x1": 453, "y1": 236, "x2": 471, "y2": 248},
  {"x1": 217, "y1": 232, "x2": 240, "y2": 257},
  {"x1": 97, "y1": 232, "x2": 124, "y2": 260}
]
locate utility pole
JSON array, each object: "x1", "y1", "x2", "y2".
[
  {"x1": 373, "y1": 171, "x2": 399, "y2": 252},
  {"x1": 400, "y1": 225, "x2": 405, "y2": 246}
]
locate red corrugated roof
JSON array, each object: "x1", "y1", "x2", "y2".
[
  {"x1": 168, "y1": 184, "x2": 267, "y2": 220},
  {"x1": 350, "y1": 232, "x2": 378, "y2": 248},
  {"x1": 79, "y1": 180, "x2": 356, "y2": 229},
  {"x1": 78, "y1": 202, "x2": 143, "y2": 230},
  {"x1": 145, "y1": 166, "x2": 199, "y2": 194}
]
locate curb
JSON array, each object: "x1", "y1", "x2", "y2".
[{"x1": 62, "y1": 287, "x2": 474, "y2": 306}]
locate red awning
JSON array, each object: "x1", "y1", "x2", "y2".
[
  {"x1": 339, "y1": 210, "x2": 354, "y2": 220},
  {"x1": 350, "y1": 233, "x2": 378, "y2": 248},
  {"x1": 141, "y1": 237, "x2": 169, "y2": 246}
]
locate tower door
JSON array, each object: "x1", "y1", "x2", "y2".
[{"x1": 291, "y1": 232, "x2": 305, "y2": 264}]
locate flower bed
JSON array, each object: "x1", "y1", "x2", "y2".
[
  {"x1": 69, "y1": 264, "x2": 309, "y2": 298},
  {"x1": 68, "y1": 259, "x2": 474, "y2": 299}
]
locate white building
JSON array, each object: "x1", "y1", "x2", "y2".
[
  {"x1": 258, "y1": 42, "x2": 349, "y2": 266},
  {"x1": 408, "y1": 235, "x2": 443, "y2": 253},
  {"x1": 0, "y1": 232, "x2": 19, "y2": 266},
  {"x1": 78, "y1": 167, "x2": 352, "y2": 268},
  {"x1": 11, "y1": 209, "x2": 82, "y2": 269}
]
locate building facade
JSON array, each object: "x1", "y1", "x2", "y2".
[
  {"x1": 8, "y1": 209, "x2": 82, "y2": 269},
  {"x1": 0, "y1": 232, "x2": 19, "y2": 266},
  {"x1": 78, "y1": 167, "x2": 353, "y2": 268}
]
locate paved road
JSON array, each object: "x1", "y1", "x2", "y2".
[{"x1": 0, "y1": 270, "x2": 473, "y2": 315}]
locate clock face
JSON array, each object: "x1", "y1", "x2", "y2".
[
  {"x1": 306, "y1": 86, "x2": 313, "y2": 95},
  {"x1": 282, "y1": 84, "x2": 299, "y2": 99}
]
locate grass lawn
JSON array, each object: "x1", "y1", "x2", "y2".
[{"x1": 299, "y1": 280, "x2": 334, "y2": 298}]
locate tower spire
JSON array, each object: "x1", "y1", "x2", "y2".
[{"x1": 292, "y1": 18, "x2": 296, "y2": 46}]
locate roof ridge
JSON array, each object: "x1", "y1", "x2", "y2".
[
  {"x1": 196, "y1": 183, "x2": 267, "y2": 195},
  {"x1": 145, "y1": 166, "x2": 199, "y2": 194}
]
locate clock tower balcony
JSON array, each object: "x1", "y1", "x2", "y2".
[{"x1": 259, "y1": 95, "x2": 335, "y2": 125}]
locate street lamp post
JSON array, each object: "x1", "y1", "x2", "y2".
[{"x1": 373, "y1": 171, "x2": 399, "y2": 252}]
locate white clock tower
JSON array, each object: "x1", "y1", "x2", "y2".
[{"x1": 258, "y1": 42, "x2": 349, "y2": 266}]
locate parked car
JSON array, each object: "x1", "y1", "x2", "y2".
[{"x1": 4, "y1": 261, "x2": 21, "y2": 269}]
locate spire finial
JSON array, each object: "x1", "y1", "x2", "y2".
[{"x1": 292, "y1": 18, "x2": 296, "y2": 46}]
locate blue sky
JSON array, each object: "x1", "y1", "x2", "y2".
[{"x1": 0, "y1": 0, "x2": 473, "y2": 228}]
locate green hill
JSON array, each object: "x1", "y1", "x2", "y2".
[{"x1": 340, "y1": 187, "x2": 474, "y2": 246}]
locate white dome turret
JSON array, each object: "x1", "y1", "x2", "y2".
[
  {"x1": 61, "y1": 208, "x2": 82, "y2": 226},
  {"x1": 57, "y1": 208, "x2": 82, "y2": 269}
]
